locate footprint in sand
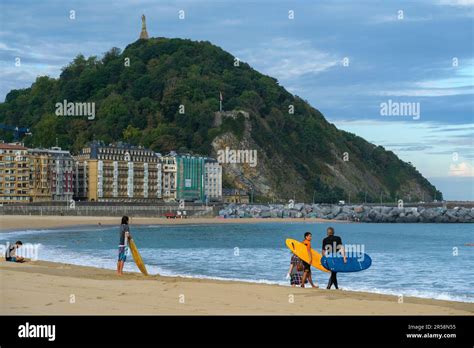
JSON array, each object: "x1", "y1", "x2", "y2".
[{"x1": 45, "y1": 303, "x2": 53, "y2": 306}]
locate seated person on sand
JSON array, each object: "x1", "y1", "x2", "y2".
[{"x1": 5, "y1": 240, "x2": 25, "y2": 263}]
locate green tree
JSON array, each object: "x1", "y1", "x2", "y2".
[{"x1": 123, "y1": 125, "x2": 141, "y2": 145}]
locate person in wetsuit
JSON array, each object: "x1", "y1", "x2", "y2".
[
  {"x1": 322, "y1": 227, "x2": 346, "y2": 289},
  {"x1": 117, "y1": 216, "x2": 132, "y2": 275}
]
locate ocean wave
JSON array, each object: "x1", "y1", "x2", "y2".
[
  {"x1": 0, "y1": 229, "x2": 61, "y2": 239},
  {"x1": 0, "y1": 226, "x2": 114, "y2": 239},
  {"x1": 0, "y1": 226, "x2": 106, "y2": 239},
  {"x1": 340, "y1": 286, "x2": 474, "y2": 303},
  {"x1": 31, "y1": 246, "x2": 474, "y2": 303}
]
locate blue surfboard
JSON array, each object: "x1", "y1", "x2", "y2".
[{"x1": 321, "y1": 253, "x2": 372, "y2": 272}]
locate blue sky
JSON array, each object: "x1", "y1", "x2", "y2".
[{"x1": 0, "y1": 0, "x2": 473, "y2": 199}]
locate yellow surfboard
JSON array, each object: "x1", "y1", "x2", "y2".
[
  {"x1": 285, "y1": 238, "x2": 329, "y2": 273},
  {"x1": 129, "y1": 239, "x2": 148, "y2": 276}
]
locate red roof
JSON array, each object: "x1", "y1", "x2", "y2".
[{"x1": 0, "y1": 143, "x2": 27, "y2": 150}]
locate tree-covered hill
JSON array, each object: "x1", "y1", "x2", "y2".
[{"x1": 0, "y1": 37, "x2": 442, "y2": 202}]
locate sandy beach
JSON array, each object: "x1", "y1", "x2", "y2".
[
  {"x1": 0, "y1": 215, "x2": 345, "y2": 231},
  {"x1": 1, "y1": 215, "x2": 473, "y2": 316},
  {"x1": 1, "y1": 259, "x2": 473, "y2": 315}
]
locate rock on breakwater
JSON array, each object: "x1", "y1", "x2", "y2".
[{"x1": 218, "y1": 204, "x2": 474, "y2": 223}]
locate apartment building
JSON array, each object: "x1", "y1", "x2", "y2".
[
  {"x1": 28, "y1": 148, "x2": 51, "y2": 202},
  {"x1": 204, "y1": 158, "x2": 222, "y2": 202},
  {"x1": 27, "y1": 147, "x2": 74, "y2": 202},
  {"x1": 0, "y1": 143, "x2": 30, "y2": 204},
  {"x1": 175, "y1": 155, "x2": 205, "y2": 202},
  {"x1": 161, "y1": 154, "x2": 177, "y2": 201},
  {"x1": 48, "y1": 147, "x2": 74, "y2": 201},
  {"x1": 73, "y1": 141, "x2": 161, "y2": 202}
]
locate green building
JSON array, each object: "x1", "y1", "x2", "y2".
[{"x1": 175, "y1": 155, "x2": 205, "y2": 202}]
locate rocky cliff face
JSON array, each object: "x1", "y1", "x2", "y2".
[{"x1": 211, "y1": 111, "x2": 305, "y2": 200}]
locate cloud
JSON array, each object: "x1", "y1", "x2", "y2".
[
  {"x1": 416, "y1": 78, "x2": 472, "y2": 90},
  {"x1": 375, "y1": 61, "x2": 474, "y2": 97},
  {"x1": 428, "y1": 125, "x2": 474, "y2": 132},
  {"x1": 0, "y1": 31, "x2": 120, "y2": 101},
  {"x1": 217, "y1": 19, "x2": 242, "y2": 26},
  {"x1": 382, "y1": 144, "x2": 433, "y2": 151},
  {"x1": 427, "y1": 151, "x2": 474, "y2": 161},
  {"x1": 449, "y1": 162, "x2": 474, "y2": 176},
  {"x1": 0, "y1": 37, "x2": 114, "y2": 65},
  {"x1": 0, "y1": 42, "x2": 22, "y2": 54},
  {"x1": 334, "y1": 119, "x2": 474, "y2": 179},
  {"x1": 370, "y1": 14, "x2": 432, "y2": 24},
  {"x1": 0, "y1": 62, "x2": 62, "y2": 102},
  {"x1": 376, "y1": 87, "x2": 474, "y2": 97},
  {"x1": 437, "y1": 0, "x2": 474, "y2": 7},
  {"x1": 237, "y1": 38, "x2": 339, "y2": 81}
]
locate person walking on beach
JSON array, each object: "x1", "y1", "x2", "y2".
[
  {"x1": 322, "y1": 227, "x2": 346, "y2": 289},
  {"x1": 5, "y1": 241, "x2": 25, "y2": 263},
  {"x1": 117, "y1": 216, "x2": 132, "y2": 275},
  {"x1": 301, "y1": 232, "x2": 318, "y2": 288},
  {"x1": 287, "y1": 253, "x2": 305, "y2": 287}
]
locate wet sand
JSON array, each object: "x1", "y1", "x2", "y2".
[{"x1": 0, "y1": 215, "x2": 346, "y2": 231}]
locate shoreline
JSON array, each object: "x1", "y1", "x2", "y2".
[
  {"x1": 2, "y1": 259, "x2": 473, "y2": 315},
  {"x1": 0, "y1": 215, "x2": 347, "y2": 231},
  {"x1": 2, "y1": 216, "x2": 472, "y2": 313}
]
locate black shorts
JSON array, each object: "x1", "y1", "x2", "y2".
[{"x1": 302, "y1": 261, "x2": 311, "y2": 273}]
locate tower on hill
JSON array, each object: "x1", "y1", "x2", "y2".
[{"x1": 139, "y1": 14, "x2": 149, "y2": 40}]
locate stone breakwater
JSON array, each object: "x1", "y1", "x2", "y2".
[{"x1": 218, "y1": 203, "x2": 474, "y2": 223}]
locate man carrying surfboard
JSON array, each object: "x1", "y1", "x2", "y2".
[
  {"x1": 322, "y1": 227, "x2": 346, "y2": 289},
  {"x1": 301, "y1": 232, "x2": 318, "y2": 288},
  {"x1": 117, "y1": 216, "x2": 132, "y2": 275}
]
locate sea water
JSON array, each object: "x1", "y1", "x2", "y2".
[{"x1": 1, "y1": 222, "x2": 473, "y2": 303}]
